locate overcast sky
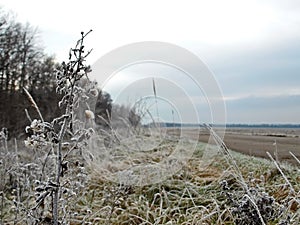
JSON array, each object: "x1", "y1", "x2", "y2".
[{"x1": 1, "y1": 0, "x2": 300, "y2": 124}]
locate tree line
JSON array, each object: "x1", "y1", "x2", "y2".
[{"x1": 0, "y1": 9, "x2": 112, "y2": 138}]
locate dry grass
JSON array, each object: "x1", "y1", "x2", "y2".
[
  {"x1": 57, "y1": 136, "x2": 300, "y2": 225},
  {"x1": 1, "y1": 126, "x2": 300, "y2": 224}
]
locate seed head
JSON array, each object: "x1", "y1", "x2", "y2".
[
  {"x1": 89, "y1": 88, "x2": 98, "y2": 97},
  {"x1": 85, "y1": 110, "x2": 95, "y2": 120}
]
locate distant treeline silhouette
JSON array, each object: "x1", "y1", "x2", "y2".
[{"x1": 146, "y1": 122, "x2": 300, "y2": 129}]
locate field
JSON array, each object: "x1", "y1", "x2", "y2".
[
  {"x1": 168, "y1": 127, "x2": 300, "y2": 164},
  {"x1": 219, "y1": 127, "x2": 300, "y2": 163}
]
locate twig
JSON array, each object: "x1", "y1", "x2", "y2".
[
  {"x1": 23, "y1": 88, "x2": 44, "y2": 122},
  {"x1": 204, "y1": 124, "x2": 246, "y2": 189},
  {"x1": 289, "y1": 151, "x2": 300, "y2": 166},
  {"x1": 244, "y1": 194, "x2": 266, "y2": 225},
  {"x1": 24, "y1": 108, "x2": 33, "y2": 123},
  {"x1": 13, "y1": 139, "x2": 20, "y2": 225},
  {"x1": 273, "y1": 139, "x2": 279, "y2": 162},
  {"x1": 152, "y1": 78, "x2": 161, "y2": 135},
  {"x1": 266, "y1": 151, "x2": 295, "y2": 194}
]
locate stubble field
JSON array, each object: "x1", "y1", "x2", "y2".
[{"x1": 168, "y1": 127, "x2": 300, "y2": 165}]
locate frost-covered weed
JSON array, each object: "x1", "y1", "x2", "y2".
[
  {"x1": 221, "y1": 178, "x2": 286, "y2": 225},
  {"x1": 0, "y1": 31, "x2": 97, "y2": 225}
]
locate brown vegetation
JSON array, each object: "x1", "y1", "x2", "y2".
[{"x1": 168, "y1": 127, "x2": 300, "y2": 164}]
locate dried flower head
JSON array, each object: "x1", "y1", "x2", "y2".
[
  {"x1": 89, "y1": 88, "x2": 98, "y2": 97},
  {"x1": 85, "y1": 110, "x2": 95, "y2": 120}
]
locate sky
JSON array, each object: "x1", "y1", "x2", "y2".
[{"x1": 1, "y1": 0, "x2": 300, "y2": 124}]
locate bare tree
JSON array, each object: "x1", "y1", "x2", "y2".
[{"x1": 0, "y1": 9, "x2": 58, "y2": 136}]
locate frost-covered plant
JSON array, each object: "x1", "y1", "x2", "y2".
[
  {"x1": 221, "y1": 179, "x2": 286, "y2": 225},
  {"x1": 22, "y1": 30, "x2": 96, "y2": 225},
  {"x1": 0, "y1": 30, "x2": 98, "y2": 224},
  {"x1": 0, "y1": 128, "x2": 8, "y2": 153}
]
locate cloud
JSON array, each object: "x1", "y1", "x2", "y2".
[
  {"x1": 2, "y1": 0, "x2": 299, "y2": 123},
  {"x1": 205, "y1": 38, "x2": 300, "y2": 98},
  {"x1": 226, "y1": 94, "x2": 300, "y2": 123}
]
